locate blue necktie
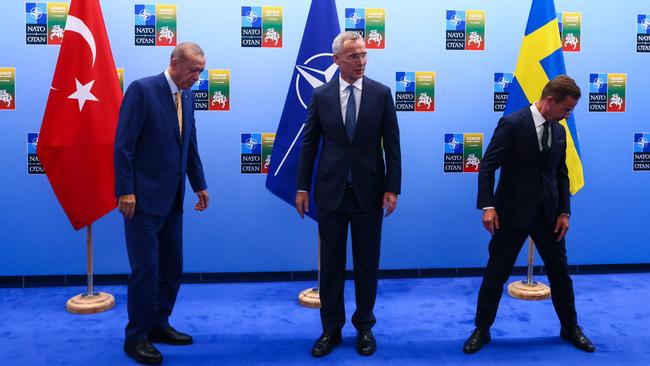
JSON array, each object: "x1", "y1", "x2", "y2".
[
  {"x1": 345, "y1": 85, "x2": 357, "y2": 143},
  {"x1": 345, "y1": 85, "x2": 357, "y2": 184}
]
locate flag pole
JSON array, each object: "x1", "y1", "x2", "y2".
[
  {"x1": 66, "y1": 223, "x2": 116, "y2": 314},
  {"x1": 298, "y1": 231, "x2": 321, "y2": 308},
  {"x1": 507, "y1": 237, "x2": 551, "y2": 300}
]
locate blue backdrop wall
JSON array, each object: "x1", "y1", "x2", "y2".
[{"x1": 1, "y1": 0, "x2": 648, "y2": 275}]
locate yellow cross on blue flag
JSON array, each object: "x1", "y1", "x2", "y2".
[{"x1": 504, "y1": 0, "x2": 584, "y2": 194}]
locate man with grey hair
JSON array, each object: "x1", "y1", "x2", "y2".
[
  {"x1": 115, "y1": 42, "x2": 209, "y2": 365},
  {"x1": 297, "y1": 31, "x2": 401, "y2": 358}
]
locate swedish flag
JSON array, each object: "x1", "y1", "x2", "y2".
[{"x1": 504, "y1": 0, "x2": 584, "y2": 194}]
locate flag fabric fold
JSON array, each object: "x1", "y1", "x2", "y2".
[
  {"x1": 37, "y1": 0, "x2": 122, "y2": 230},
  {"x1": 265, "y1": 0, "x2": 341, "y2": 220},
  {"x1": 504, "y1": 0, "x2": 584, "y2": 194}
]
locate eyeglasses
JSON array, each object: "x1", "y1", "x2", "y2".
[{"x1": 340, "y1": 52, "x2": 368, "y2": 62}]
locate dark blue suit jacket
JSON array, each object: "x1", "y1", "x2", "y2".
[
  {"x1": 477, "y1": 106, "x2": 571, "y2": 230},
  {"x1": 297, "y1": 77, "x2": 401, "y2": 212},
  {"x1": 114, "y1": 72, "x2": 207, "y2": 216}
]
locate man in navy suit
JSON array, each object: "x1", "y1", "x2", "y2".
[
  {"x1": 114, "y1": 42, "x2": 209, "y2": 365},
  {"x1": 463, "y1": 75, "x2": 595, "y2": 354},
  {"x1": 296, "y1": 31, "x2": 401, "y2": 357}
]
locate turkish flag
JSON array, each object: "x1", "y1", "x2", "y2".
[{"x1": 38, "y1": 0, "x2": 122, "y2": 230}]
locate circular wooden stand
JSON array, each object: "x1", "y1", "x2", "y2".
[
  {"x1": 66, "y1": 292, "x2": 115, "y2": 314},
  {"x1": 507, "y1": 280, "x2": 551, "y2": 300},
  {"x1": 298, "y1": 287, "x2": 321, "y2": 308}
]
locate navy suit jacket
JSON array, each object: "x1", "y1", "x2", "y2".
[
  {"x1": 477, "y1": 106, "x2": 571, "y2": 230},
  {"x1": 297, "y1": 77, "x2": 401, "y2": 212},
  {"x1": 114, "y1": 72, "x2": 207, "y2": 216}
]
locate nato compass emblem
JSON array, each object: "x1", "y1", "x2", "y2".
[
  {"x1": 641, "y1": 17, "x2": 650, "y2": 31},
  {"x1": 637, "y1": 135, "x2": 649, "y2": 150},
  {"x1": 348, "y1": 12, "x2": 362, "y2": 25},
  {"x1": 245, "y1": 136, "x2": 259, "y2": 151},
  {"x1": 447, "y1": 137, "x2": 461, "y2": 151},
  {"x1": 399, "y1": 75, "x2": 412, "y2": 89},
  {"x1": 138, "y1": 7, "x2": 152, "y2": 23},
  {"x1": 245, "y1": 10, "x2": 258, "y2": 24},
  {"x1": 294, "y1": 53, "x2": 339, "y2": 109},
  {"x1": 450, "y1": 14, "x2": 462, "y2": 27},
  {"x1": 592, "y1": 77, "x2": 605, "y2": 90},
  {"x1": 497, "y1": 75, "x2": 510, "y2": 90},
  {"x1": 29, "y1": 5, "x2": 44, "y2": 21}
]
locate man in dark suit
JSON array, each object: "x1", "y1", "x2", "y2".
[
  {"x1": 114, "y1": 42, "x2": 209, "y2": 365},
  {"x1": 463, "y1": 75, "x2": 595, "y2": 354},
  {"x1": 296, "y1": 31, "x2": 401, "y2": 358}
]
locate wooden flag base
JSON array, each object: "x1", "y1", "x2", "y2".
[
  {"x1": 66, "y1": 292, "x2": 115, "y2": 314},
  {"x1": 507, "y1": 280, "x2": 551, "y2": 300},
  {"x1": 298, "y1": 287, "x2": 321, "y2": 308}
]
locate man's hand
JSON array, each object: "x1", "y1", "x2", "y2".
[
  {"x1": 296, "y1": 191, "x2": 309, "y2": 219},
  {"x1": 554, "y1": 214, "x2": 570, "y2": 242},
  {"x1": 118, "y1": 194, "x2": 136, "y2": 219},
  {"x1": 383, "y1": 192, "x2": 398, "y2": 217},
  {"x1": 194, "y1": 190, "x2": 209, "y2": 211},
  {"x1": 482, "y1": 208, "x2": 499, "y2": 234}
]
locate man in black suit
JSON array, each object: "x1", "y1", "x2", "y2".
[
  {"x1": 463, "y1": 75, "x2": 595, "y2": 354},
  {"x1": 296, "y1": 31, "x2": 401, "y2": 357}
]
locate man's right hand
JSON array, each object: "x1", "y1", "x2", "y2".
[
  {"x1": 118, "y1": 194, "x2": 136, "y2": 219},
  {"x1": 295, "y1": 191, "x2": 309, "y2": 219},
  {"x1": 482, "y1": 208, "x2": 499, "y2": 234}
]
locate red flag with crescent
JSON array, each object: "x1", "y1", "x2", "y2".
[{"x1": 38, "y1": 0, "x2": 122, "y2": 230}]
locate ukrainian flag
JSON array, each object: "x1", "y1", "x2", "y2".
[{"x1": 504, "y1": 0, "x2": 584, "y2": 194}]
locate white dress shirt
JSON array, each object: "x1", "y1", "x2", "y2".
[
  {"x1": 164, "y1": 69, "x2": 180, "y2": 100},
  {"x1": 530, "y1": 103, "x2": 551, "y2": 152},
  {"x1": 339, "y1": 75, "x2": 362, "y2": 124}
]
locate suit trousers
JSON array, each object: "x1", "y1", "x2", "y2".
[
  {"x1": 318, "y1": 185, "x2": 383, "y2": 334},
  {"x1": 124, "y1": 207, "x2": 183, "y2": 341},
  {"x1": 474, "y1": 205, "x2": 578, "y2": 330}
]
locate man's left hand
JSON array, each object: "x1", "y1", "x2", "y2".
[
  {"x1": 383, "y1": 192, "x2": 398, "y2": 217},
  {"x1": 195, "y1": 190, "x2": 209, "y2": 211},
  {"x1": 554, "y1": 214, "x2": 570, "y2": 241}
]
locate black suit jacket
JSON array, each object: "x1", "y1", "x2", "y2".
[
  {"x1": 477, "y1": 106, "x2": 571, "y2": 230},
  {"x1": 297, "y1": 77, "x2": 401, "y2": 212}
]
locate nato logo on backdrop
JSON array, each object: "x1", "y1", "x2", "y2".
[
  {"x1": 446, "y1": 10, "x2": 485, "y2": 50},
  {"x1": 395, "y1": 72, "x2": 435, "y2": 112},
  {"x1": 27, "y1": 133, "x2": 44, "y2": 175},
  {"x1": 241, "y1": 133, "x2": 275, "y2": 174},
  {"x1": 637, "y1": 15, "x2": 650, "y2": 52},
  {"x1": 444, "y1": 133, "x2": 483, "y2": 173},
  {"x1": 633, "y1": 133, "x2": 650, "y2": 171},
  {"x1": 493, "y1": 73, "x2": 513, "y2": 112},
  {"x1": 25, "y1": 2, "x2": 68, "y2": 45},
  {"x1": 588, "y1": 73, "x2": 626, "y2": 112},
  {"x1": 134, "y1": 4, "x2": 177, "y2": 46},
  {"x1": 345, "y1": 8, "x2": 385, "y2": 49},
  {"x1": 191, "y1": 70, "x2": 230, "y2": 111},
  {"x1": 241, "y1": 6, "x2": 283, "y2": 48}
]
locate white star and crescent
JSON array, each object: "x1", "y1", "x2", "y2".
[
  {"x1": 68, "y1": 79, "x2": 99, "y2": 110},
  {"x1": 51, "y1": 15, "x2": 100, "y2": 111}
]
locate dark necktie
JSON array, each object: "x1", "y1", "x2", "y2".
[
  {"x1": 541, "y1": 121, "x2": 550, "y2": 156},
  {"x1": 345, "y1": 85, "x2": 357, "y2": 143}
]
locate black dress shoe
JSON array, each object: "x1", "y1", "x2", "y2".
[
  {"x1": 463, "y1": 328, "x2": 491, "y2": 354},
  {"x1": 560, "y1": 325, "x2": 595, "y2": 352},
  {"x1": 311, "y1": 332, "x2": 342, "y2": 357},
  {"x1": 148, "y1": 326, "x2": 193, "y2": 345},
  {"x1": 357, "y1": 330, "x2": 376, "y2": 356},
  {"x1": 124, "y1": 340, "x2": 163, "y2": 365}
]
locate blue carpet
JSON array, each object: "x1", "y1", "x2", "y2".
[{"x1": 0, "y1": 273, "x2": 649, "y2": 365}]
